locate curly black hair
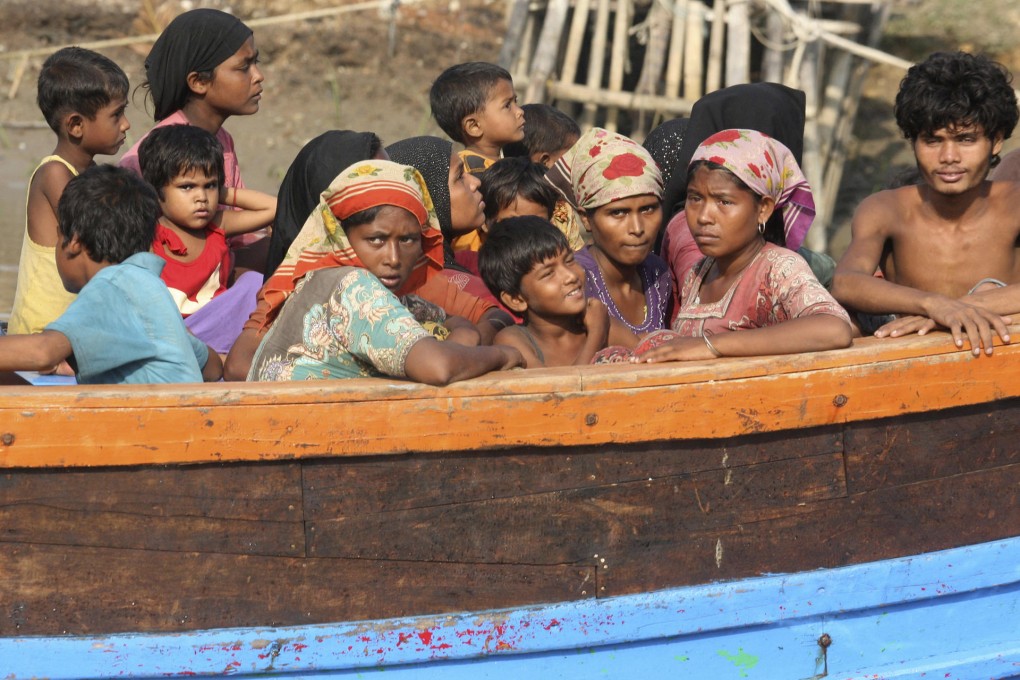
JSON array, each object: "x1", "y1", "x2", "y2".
[{"x1": 895, "y1": 51, "x2": 1018, "y2": 146}]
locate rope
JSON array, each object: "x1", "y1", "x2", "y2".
[{"x1": 0, "y1": 0, "x2": 426, "y2": 61}]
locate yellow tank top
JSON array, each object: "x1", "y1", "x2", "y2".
[{"x1": 8, "y1": 156, "x2": 79, "y2": 335}]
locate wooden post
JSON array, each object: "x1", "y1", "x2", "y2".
[
  {"x1": 799, "y1": 38, "x2": 826, "y2": 253},
  {"x1": 762, "y1": 10, "x2": 786, "y2": 83},
  {"x1": 498, "y1": 0, "x2": 532, "y2": 71},
  {"x1": 633, "y1": 0, "x2": 674, "y2": 137},
  {"x1": 706, "y1": 0, "x2": 726, "y2": 93},
  {"x1": 665, "y1": 0, "x2": 688, "y2": 99},
  {"x1": 525, "y1": 0, "x2": 572, "y2": 104},
  {"x1": 582, "y1": 0, "x2": 612, "y2": 126},
  {"x1": 725, "y1": 0, "x2": 750, "y2": 86},
  {"x1": 605, "y1": 0, "x2": 631, "y2": 132},
  {"x1": 682, "y1": 0, "x2": 705, "y2": 101},
  {"x1": 561, "y1": 0, "x2": 594, "y2": 87}
]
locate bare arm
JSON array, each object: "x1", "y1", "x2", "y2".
[
  {"x1": 639, "y1": 314, "x2": 852, "y2": 363},
  {"x1": 403, "y1": 336, "x2": 523, "y2": 385},
  {"x1": 201, "y1": 345, "x2": 224, "y2": 382},
  {"x1": 477, "y1": 308, "x2": 515, "y2": 345},
  {"x1": 218, "y1": 187, "x2": 277, "y2": 236},
  {"x1": 443, "y1": 315, "x2": 481, "y2": 346},
  {"x1": 27, "y1": 162, "x2": 75, "y2": 247},
  {"x1": 223, "y1": 327, "x2": 261, "y2": 381},
  {"x1": 571, "y1": 299, "x2": 611, "y2": 365},
  {"x1": 0, "y1": 331, "x2": 72, "y2": 372},
  {"x1": 491, "y1": 326, "x2": 543, "y2": 368}
]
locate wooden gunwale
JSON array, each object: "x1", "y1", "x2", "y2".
[{"x1": 0, "y1": 331, "x2": 1017, "y2": 469}]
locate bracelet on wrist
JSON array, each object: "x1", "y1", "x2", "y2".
[{"x1": 703, "y1": 333, "x2": 722, "y2": 358}]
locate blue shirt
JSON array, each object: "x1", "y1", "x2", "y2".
[{"x1": 46, "y1": 253, "x2": 207, "y2": 384}]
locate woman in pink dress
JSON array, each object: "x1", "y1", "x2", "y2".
[{"x1": 638, "y1": 129, "x2": 853, "y2": 363}]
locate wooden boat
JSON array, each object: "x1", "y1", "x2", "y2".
[{"x1": 2, "y1": 330, "x2": 1019, "y2": 679}]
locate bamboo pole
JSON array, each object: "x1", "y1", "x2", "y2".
[
  {"x1": 682, "y1": 0, "x2": 705, "y2": 101},
  {"x1": 525, "y1": 0, "x2": 572, "y2": 104},
  {"x1": 633, "y1": 0, "x2": 674, "y2": 137},
  {"x1": 561, "y1": 0, "x2": 594, "y2": 86},
  {"x1": 547, "y1": 80, "x2": 697, "y2": 114},
  {"x1": 799, "y1": 40, "x2": 826, "y2": 253},
  {"x1": 498, "y1": 0, "x2": 532, "y2": 70},
  {"x1": 665, "y1": 0, "x2": 688, "y2": 99},
  {"x1": 705, "y1": 0, "x2": 726, "y2": 93},
  {"x1": 724, "y1": 0, "x2": 750, "y2": 86},
  {"x1": 605, "y1": 0, "x2": 631, "y2": 132},
  {"x1": 761, "y1": 10, "x2": 786, "y2": 83},
  {"x1": 582, "y1": 0, "x2": 612, "y2": 126}
]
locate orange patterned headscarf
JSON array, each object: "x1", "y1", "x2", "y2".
[{"x1": 256, "y1": 160, "x2": 444, "y2": 330}]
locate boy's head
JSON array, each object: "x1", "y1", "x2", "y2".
[
  {"x1": 430, "y1": 62, "x2": 524, "y2": 148},
  {"x1": 895, "y1": 51, "x2": 1019, "y2": 150},
  {"x1": 479, "y1": 216, "x2": 575, "y2": 317},
  {"x1": 503, "y1": 103, "x2": 580, "y2": 167},
  {"x1": 480, "y1": 158, "x2": 559, "y2": 233},
  {"x1": 37, "y1": 47, "x2": 130, "y2": 148},
  {"x1": 138, "y1": 124, "x2": 225, "y2": 199},
  {"x1": 56, "y1": 165, "x2": 159, "y2": 289}
]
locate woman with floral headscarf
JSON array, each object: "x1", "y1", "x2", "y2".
[
  {"x1": 637, "y1": 129, "x2": 852, "y2": 363},
  {"x1": 246, "y1": 159, "x2": 522, "y2": 383},
  {"x1": 554, "y1": 127, "x2": 672, "y2": 334}
]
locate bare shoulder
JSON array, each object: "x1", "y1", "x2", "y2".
[
  {"x1": 851, "y1": 187, "x2": 913, "y2": 234},
  {"x1": 30, "y1": 160, "x2": 76, "y2": 204},
  {"x1": 493, "y1": 325, "x2": 542, "y2": 368}
]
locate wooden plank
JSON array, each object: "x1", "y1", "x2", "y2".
[
  {"x1": 705, "y1": 0, "x2": 726, "y2": 93},
  {"x1": 604, "y1": 0, "x2": 630, "y2": 131},
  {"x1": 682, "y1": 0, "x2": 704, "y2": 100},
  {"x1": 664, "y1": 0, "x2": 688, "y2": 98},
  {"x1": 306, "y1": 451, "x2": 847, "y2": 563},
  {"x1": 559, "y1": 0, "x2": 593, "y2": 86},
  {"x1": 844, "y1": 400, "x2": 1020, "y2": 494},
  {"x1": 602, "y1": 461, "x2": 1020, "y2": 598},
  {"x1": 0, "y1": 463, "x2": 304, "y2": 556},
  {"x1": 724, "y1": 0, "x2": 750, "y2": 86},
  {"x1": 303, "y1": 426, "x2": 842, "y2": 516},
  {"x1": 1, "y1": 333, "x2": 1019, "y2": 469},
  {"x1": 0, "y1": 543, "x2": 594, "y2": 636},
  {"x1": 581, "y1": 0, "x2": 611, "y2": 126},
  {"x1": 525, "y1": 0, "x2": 572, "y2": 104}
]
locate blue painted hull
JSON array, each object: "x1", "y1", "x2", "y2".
[{"x1": 5, "y1": 537, "x2": 1019, "y2": 679}]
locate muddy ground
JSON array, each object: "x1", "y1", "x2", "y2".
[{"x1": 0, "y1": 0, "x2": 1017, "y2": 317}]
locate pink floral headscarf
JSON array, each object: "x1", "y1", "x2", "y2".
[
  {"x1": 555, "y1": 127, "x2": 663, "y2": 210},
  {"x1": 690, "y1": 128, "x2": 815, "y2": 250}
]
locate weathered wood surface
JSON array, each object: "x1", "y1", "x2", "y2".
[
  {"x1": 3, "y1": 391, "x2": 1019, "y2": 637},
  {"x1": 1, "y1": 332, "x2": 1018, "y2": 468}
]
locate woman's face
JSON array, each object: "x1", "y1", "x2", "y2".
[
  {"x1": 201, "y1": 36, "x2": 265, "y2": 117},
  {"x1": 582, "y1": 194, "x2": 661, "y2": 268},
  {"x1": 684, "y1": 165, "x2": 773, "y2": 261},
  {"x1": 447, "y1": 152, "x2": 486, "y2": 234},
  {"x1": 346, "y1": 205, "x2": 423, "y2": 292}
]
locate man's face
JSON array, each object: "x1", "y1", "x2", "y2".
[{"x1": 913, "y1": 123, "x2": 1004, "y2": 196}]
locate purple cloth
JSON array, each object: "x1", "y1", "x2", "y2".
[
  {"x1": 573, "y1": 245, "x2": 672, "y2": 333},
  {"x1": 184, "y1": 270, "x2": 262, "y2": 354}
]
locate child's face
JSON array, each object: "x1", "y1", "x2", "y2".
[
  {"x1": 471, "y1": 79, "x2": 525, "y2": 148},
  {"x1": 512, "y1": 249, "x2": 586, "y2": 318},
  {"x1": 55, "y1": 236, "x2": 87, "y2": 294},
  {"x1": 583, "y1": 194, "x2": 662, "y2": 268},
  {"x1": 532, "y1": 134, "x2": 578, "y2": 169},
  {"x1": 346, "y1": 206, "x2": 423, "y2": 292},
  {"x1": 159, "y1": 168, "x2": 220, "y2": 231},
  {"x1": 80, "y1": 97, "x2": 130, "y2": 157},
  {"x1": 448, "y1": 153, "x2": 486, "y2": 233},
  {"x1": 485, "y1": 197, "x2": 552, "y2": 235},
  {"x1": 684, "y1": 165, "x2": 772, "y2": 262},
  {"x1": 202, "y1": 36, "x2": 265, "y2": 117},
  {"x1": 912, "y1": 122, "x2": 1004, "y2": 197}
]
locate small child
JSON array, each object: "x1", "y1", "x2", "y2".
[
  {"x1": 503, "y1": 103, "x2": 580, "y2": 168},
  {"x1": 479, "y1": 216, "x2": 636, "y2": 368},
  {"x1": 0, "y1": 166, "x2": 221, "y2": 384},
  {"x1": 138, "y1": 124, "x2": 276, "y2": 353},
  {"x1": 430, "y1": 61, "x2": 525, "y2": 251},
  {"x1": 504, "y1": 103, "x2": 586, "y2": 252},
  {"x1": 9, "y1": 47, "x2": 130, "y2": 336}
]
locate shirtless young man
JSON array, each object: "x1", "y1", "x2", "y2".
[{"x1": 831, "y1": 51, "x2": 1020, "y2": 355}]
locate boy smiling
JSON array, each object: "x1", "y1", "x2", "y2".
[{"x1": 832, "y1": 51, "x2": 1020, "y2": 354}]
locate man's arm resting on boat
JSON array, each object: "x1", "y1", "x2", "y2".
[
  {"x1": 223, "y1": 328, "x2": 260, "y2": 381},
  {"x1": 403, "y1": 337, "x2": 523, "y2": 386},
  {"x1": 0, "y1": 330, "x2": 72, "y2": 373},
  {"x1": 202, "y1": 345, "x2": 224, "y2": 382}
]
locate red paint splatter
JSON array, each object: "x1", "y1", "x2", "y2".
[
  {"x1": 397, "y1": 632, "x2": 413, "y2": 646},
  {"x1": 543, "y1": 618, "x2": 560, "y2": 631},
  {"x1": 418, "y1": 630, "x2": 433, "y2": 646},
  {"x1": 358, "y1": 635, "x2": 371, "y2": 642},
  {"x1": 293, "y1": 643, "x2": 307, "y2": 652},
  {"x1": 496, "y1": 641, "x2": 514, "y2": 651},
  {"x1": 433, "y1": 643, "x2": 452, "y2": 650}
]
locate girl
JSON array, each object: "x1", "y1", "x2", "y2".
[
  {"x1": 247, "y1": 160, "x2": 521, "y2": 384},
  {"x1": 555, "y1": 127, "x2": 672, "y2": 334},
  {"x1": 120, "y1": 9, "x2": 263, "y2": 191},
  {"x1": 638, "y1": 129, "x2": 853, "y2": 363}
]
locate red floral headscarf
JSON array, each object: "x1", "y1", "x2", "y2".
[{"x1": 554, "y1": 127, "x2": 663, "y2": 210}]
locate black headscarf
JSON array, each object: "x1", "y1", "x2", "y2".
[
  {"x1": 643, "y1": 117, "x2": 690, "y2": 192},
  {"x1": 145, "y1": 9, "x2": 253, "y2": 121},
  {"x1": 660, "y1": 83, "x2": 806, "y2": 222},
  {"x1": 264, "y1": 130, "x2": 379, "y2": 279},
  {"x1": 385, "y1": 136, "x2": 460, "y2": 268}
]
